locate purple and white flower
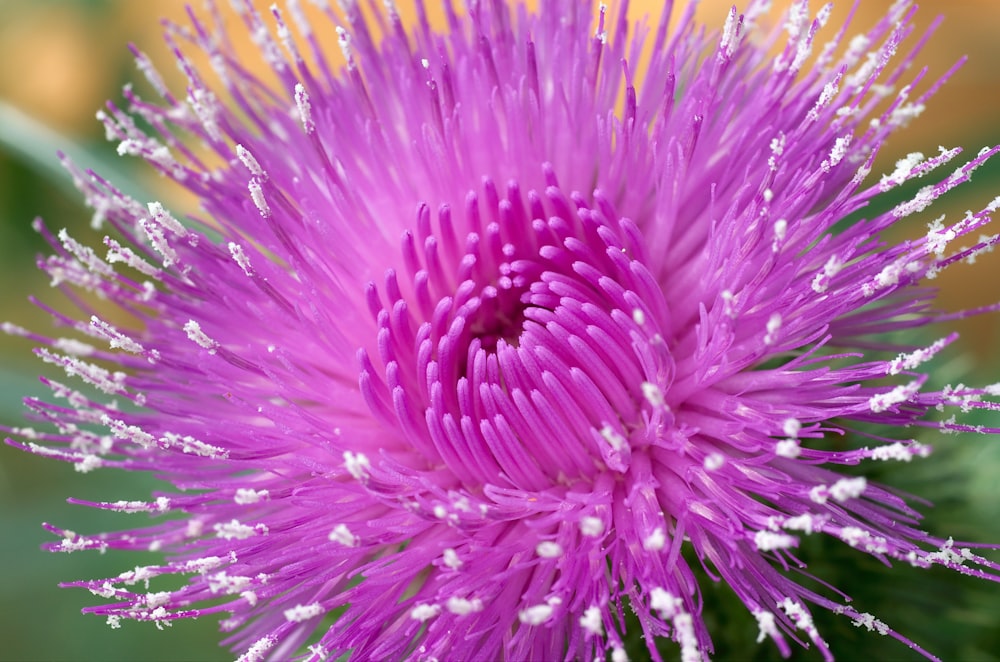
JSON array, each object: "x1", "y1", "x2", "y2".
[{"x1": 6, "y1": 0, "x2": 1000, "y2": 660}]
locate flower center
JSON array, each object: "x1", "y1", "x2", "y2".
[
  {"x1": 466, "y1": 286, "x2": 530, "y2": 352},
  {"x1": 360, "y1": 169, "x2": 674, "y2": 488}
]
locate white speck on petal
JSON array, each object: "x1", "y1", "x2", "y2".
[
  {"x1": 829, "y1": 476, "x2": 867, "y2": 502},
  {"x1": 579, "y1": 605, "x2": 604, "y2": 636},
  {"x1": 445, "y1": 596, "x2": 483, "y2": 615},
  {"x1": 284, "y1": 603, "x2": 323, "y2": 623},
  {"x1": 764, "y1": 313, "x2": 782, "y2": 345},
  {"x1": 580, "y1": 516, "x2": 605, "y2": 537},
  {"x1": 214, "y1": 519, "x2": 267, "y2": 540},
  {"x1": 851, "y1": 611, "x2": 890, "y2": 635},
  {"x1": 235, "y1": 144, "x2": 265, "y2": 178},
  {"x1": 343, "y1": 451, "x2": 370, "y2": 479},
  {"x1": 518, "y1": 597, "x2": 561, "y2": 625},
  {"x1": 650, "y1": 587, "x2": 683, "y2": 619},
  {"x1": 536, "y1": 541, "x2": 563, "y2": 558},
  {"x1": 754, "y1": 610, "x2": 778, "y2": 643},
  {"x1": 228, "y1": 242, "x2": 253, "y2": 276},
  {"x1": 643, "y1": 528, "x2": 666, "y2": 551},
  {"x1": 776, "y1": 439, "x2": 801, "y2": 458},
  {"x1": 183, "y1": 320, "x2": 218, "y2": 354},
  {"x1": 755, "y1": 530, "x2": 798, "y2": 551},
  {"x1": 703, "y1": 453, "x2": 725, "y2": 470},
  {"x1": 234, "y1": 488, "x2": 269, "y2": 505},
  {"x1": 869, "y1": 381, "x2": 921, "y2": 412},
  {"x1": 782, "y1": 514, "x2": 820, "y2": 535},
  {"x1": 328, "y1": 523, "x2": 358, "y2": 547},
  {"x1": 248, "y1": 179, "x2": 270, "y2": 217},
  {"x1": 410, "y1": 603, "x2": 440, "y2": 622},
  {"x1": 294, "y1": 83, "x2": 314, "y2": 133},
  {"x1": 641, "y1": 382, "x2": 665, "y2": 407},
  {"x1": 442, "y1": 548, "x2": 462, "y2": 570},
  {"x1": 888, "y1": 337, "x2": 948, "y2": 375},
  {"x1": 599, "y1": 425, "x2": 629, "y2": 451},
  {"x1": 237, "y1": 636, "x2": 275, "y2": 662}
]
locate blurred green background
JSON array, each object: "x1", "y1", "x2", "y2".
[{"x1": 1, "y1": 1, "x2": 1000, "y2": 661}]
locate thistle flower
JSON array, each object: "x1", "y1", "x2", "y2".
[{"x1": 6, "y1": 0, "x2": 1000, "y2": 660}]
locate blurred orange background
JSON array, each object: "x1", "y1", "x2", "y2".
[{"x1": 1, "y1": 2, "x2": 998, "y2": 660}]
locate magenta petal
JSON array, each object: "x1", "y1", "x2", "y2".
[{"x1": 6, "y1": 1, "x2": 1000, "y2": 661}]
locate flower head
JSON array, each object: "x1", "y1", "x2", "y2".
[{"x1": 6, "y1": 0, "x2": 1000, "y2": 660}]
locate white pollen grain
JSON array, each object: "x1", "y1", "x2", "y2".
[
  {"x1": 442, "y1": 548, "x2": 462, "y2": 570},
  {"x1": 183, "y1": 320, "x2": 217, "y2": 354},
  {"x1": 641, "y1": 382, "x2": 665, "y2": 408},
  {"x1": 754, "y1": 610, "x2": 778, "y2": 643},
  {"x1": 829, "y1": 476, "x2": 867, "y2": 502},
  {"x1": 328, "y1": 523, "x2": 358, "y2": 547},
  {"x1": 410, "y1": 603, "x2": 440, "y2": 622},
  {"x1": 237, "y1": 636, "x2": 275, "y2": 662},
  {"x1": 284, "y1": 603, "x2": 323, "y2": 623},
  {"x1": 343, "y1": 451, "x2": 371, "y2": 480},
  {"x1": 235, "y1": 144, "x2": 265, "y2": 178},
  {"x1": 764, "y1": 313, "x2": 782, "y2": 345},
  {"x1": 248, "y1": 179, "x2": 270, "y2": 217},
  {"x1": 234, "y1": 488, "x2": 269, "y2": 505},
  {"x1": 703, "y1": 453, "x2": 725, "y2": 471},
  {"x1": 643, "y1": 528, "x2": 666, "y2": 551},
  {"x1": 754, "y1": 530, "x2": 798, "y2": 551},
  {"x1": 294, "y1": 83, "x2": 314, "y2": 133},
  {"x1": 599, "y1": 425, "x2": 628, "y2": 451},
  {"x1": 445, "y1": 596, "x2": 483, "y2": 616},
  {"x1": 518, "y1": 597, "x2": 561, "y2": 626},
  {"x1": 228, "y1": 242, "x2": 254, "y2": 276},
  {"x1": 579, "y1": 605, "x2": 604, "y2": 636},
  {"x1": 650, "y1": 587, "x2": 683, "y2": 619},
  {"x1": 536, "y1": 541, "x2": 563, "y2": 558},
  {"x1": 580, "y1": 516, "x2": 605, "y2": 537},
  {"x1": 775, "y1": 439, "x2": 801, "y2": 458}
]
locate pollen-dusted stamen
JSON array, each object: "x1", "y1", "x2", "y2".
[
  {"x1": 293, "y1": 83, "x2": 314, "y2": 134},
  {"x1": 214, "y1": 520, "x2": 268, "y2": 540},
  {"x1": 228, "y1": 242, "x2": 254, "y2": 277},
  {"x1": 183, "y1": 320, "x2": 218, "y2": 354},
  {"x1": 235, "y1": 144, "x2": 266, "y2": 179}
]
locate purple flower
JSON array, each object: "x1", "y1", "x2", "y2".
[{"x1": 6, "y1": 0, "x2": 1000, "y2": 659}]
